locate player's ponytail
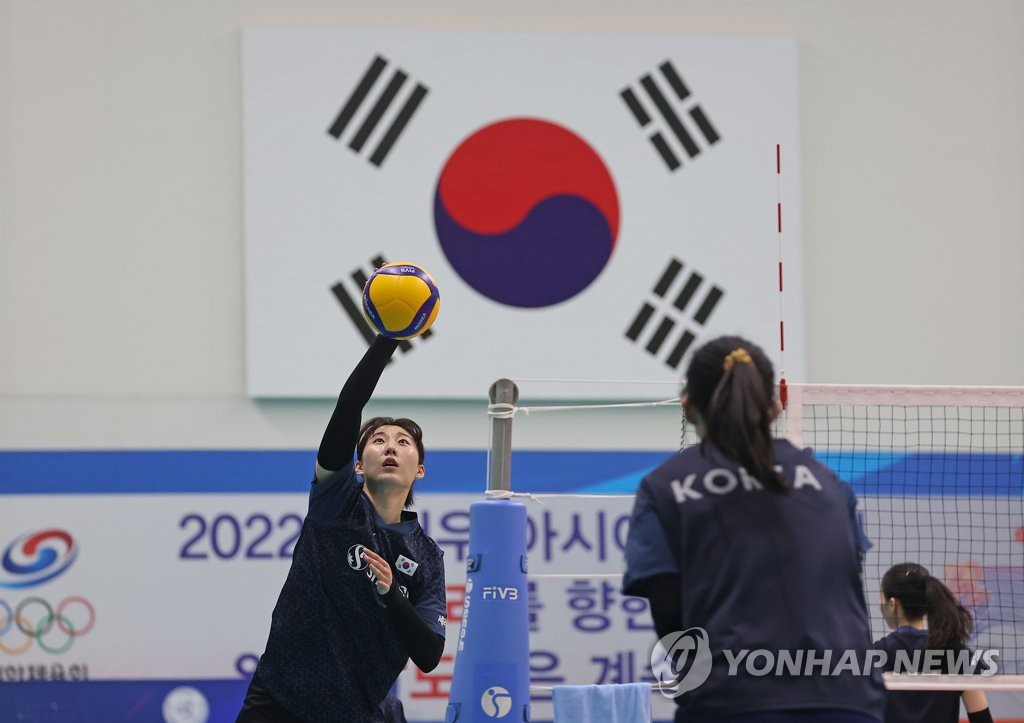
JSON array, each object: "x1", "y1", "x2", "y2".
[
  {"x1": 923, "y1": 574, "x2": 972, "y2": 650},
  {"x1": 881, "y1": 562, "x2": 972, "y2": 650},
  {"x1": 685, "y1": 336, "x2": 787, "y2": 493}
]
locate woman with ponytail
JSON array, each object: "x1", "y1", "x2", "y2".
[
  {"x1": 624, "y1": 335, "x2": 884, "y2": 722},
  {"x1": 876, "y1": 563, "x2": 993, "y2": 722}
]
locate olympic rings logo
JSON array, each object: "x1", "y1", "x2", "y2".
[{"x1": 0, "y1": 596, "x2": 95, "y2": 655}]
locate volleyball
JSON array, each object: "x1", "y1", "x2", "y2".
[{"x1": 362, "y1": 262, "x2": 441, "y2": 340}]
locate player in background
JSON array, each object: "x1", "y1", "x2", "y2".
[{"x1": 875, "y1": 562, "x2": 993, "y2": 723}]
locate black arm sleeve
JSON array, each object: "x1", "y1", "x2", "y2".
[
  {"x1": 646, "y1": 573, "x2": 683, "y2": 642},
  {"x1": 316, "y1": 336, "x2": 400, "y2": 473},
  {"x1": 968, "y1": 709, "x2": 994, "y2": 723},
  {"x1": 381, "y1": 584, "x2": 445, "y2": 672}
]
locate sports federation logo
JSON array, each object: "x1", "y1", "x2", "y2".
[
  {"x1": 346, "y1": 544, "x2": 369, "y2": 571},
  {"x1": 434, "y1": 118, "x2": 619, "y2": 308},
  {"x1": 162, "y1": 686, "x2": 211, "y2": 723},
  {"x1": 0, "y1": 529, "x2": 79, "y2": 589},
  {"x1": 480, "y1": 685, "x2": 513, "y2": 718},
  {"x1": 0, "y1": 595, "x2": 96, "y2": 654}
]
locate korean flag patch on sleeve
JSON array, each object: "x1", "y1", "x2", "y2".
[{"x1": 396, "y1": 554, "x2": 419, "y2": 576}]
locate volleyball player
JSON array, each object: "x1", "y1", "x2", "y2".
[
  {"x1": 623, "y1": 335, "x2": 885, "y2": 722},
  {"x1": 875, "y1": 562, "x2": 993, "y2": 722},
  {"x1": 236, "y1": 335, "x2": 447, "y2": 723}
]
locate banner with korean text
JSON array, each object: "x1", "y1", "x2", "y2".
[{"x1": 3, "y1": 450, "x2": 1023, "y2": 722}]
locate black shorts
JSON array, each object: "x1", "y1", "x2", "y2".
[
  {"x1": 235, "y1": 681, "x2": 305, "y2": 723},
  {"x1": 235, "y1": 680, "x2": 408, "y2": 723},
  {"x1": 714, "y1": 711, "x2": 880, "y2": 723}
]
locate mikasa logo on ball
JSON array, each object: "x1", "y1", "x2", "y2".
[{"x1": 361, "y1": 262, "x2": 440, "y2": 341}]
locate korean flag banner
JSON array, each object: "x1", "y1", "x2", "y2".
[{"x1": 243, "y1": 28, "x2": 803, "y2": 399}]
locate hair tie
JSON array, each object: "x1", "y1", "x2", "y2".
[{"x1": 723, "y1": 348, "x2": 753, "y2": 372}]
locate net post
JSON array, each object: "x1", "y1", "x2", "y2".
[
  {"x1": 487, "y1": 378, "x2": 519, "y2": 492},
  {"x1": 447, "y1": 378, "x2": 529, "y2": 722}
]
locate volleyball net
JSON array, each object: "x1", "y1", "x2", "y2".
[
  {"x1": 460, "y1": 380, "x2": 1024, "y2": 718},
  {"x1": 783, "y1": 384, "x2": 1024, "y2": 675}
]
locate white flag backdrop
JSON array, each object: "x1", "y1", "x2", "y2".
[{"x1": 243, "y1": 28, "x2": 803, "y2": 399}]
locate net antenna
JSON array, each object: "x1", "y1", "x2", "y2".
[
  {"x1": 446, "y1": 377, "x2": 531, "y2": 723},
  {"x1": 775, "y1": 143, "x2": 788, "y2": 410}
]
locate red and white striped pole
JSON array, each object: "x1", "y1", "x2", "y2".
[{"x1": 776, "y1": 144, "x2": 788, "y2": 410}]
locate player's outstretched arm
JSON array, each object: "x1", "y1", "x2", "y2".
[{"x1": 315, "y1": 335, "x2": 399, "y2": 481}]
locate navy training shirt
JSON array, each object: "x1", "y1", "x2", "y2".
[
  {"x1": 874, "y1": 626, "x2": 981, "y2": 723},
  {"x1": 623, "y1": 438, "x2": 885, "y2": 721},
  {"x1": 253, "y1": 464, "x2": 446, "y2": 722}
]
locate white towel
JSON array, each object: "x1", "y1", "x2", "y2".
[{"x1": 552, "y1": 682, "x2": 652, "y2": 723}]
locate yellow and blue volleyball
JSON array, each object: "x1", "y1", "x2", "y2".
[{"x1": 362, "y1": 262, "x2": 441, "y2": 340}]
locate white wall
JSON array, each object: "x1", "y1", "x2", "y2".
[{"x1": 2, "y1": 0, "x2": 1022, "y2": 451}]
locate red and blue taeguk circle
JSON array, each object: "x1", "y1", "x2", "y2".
[
  {"x1": 0, "y1": 529, "x2": 78, "y2": 589},
  {"x1": 434, "y1": 118, "x2": 620, "y2": 308}
]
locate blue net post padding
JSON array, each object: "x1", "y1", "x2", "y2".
[{"x1": 446, "y1": 499, "x2": 530, "y2": 722}]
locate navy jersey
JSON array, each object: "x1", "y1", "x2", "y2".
[
  {"x1": 253, "y1": 465, "x2": 446, "y2": 722},
  {"x1": 874, "y1": 627, "x2": 963, "y2": 723},
  {"x1": 623, "y1": 439, "x2": 885, "y2": 721}
]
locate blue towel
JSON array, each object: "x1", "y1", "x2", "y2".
[{"x1": 552, "y1": 682, "x2": 652, "y2": 723}]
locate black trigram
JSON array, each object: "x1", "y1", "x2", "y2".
[
  {"x1": 625, "y1": 257, "x2": 724, "y2": 369},
  {"x1": 620, "y1": 60, "x2": 720, "y2": 172},
  {"x1": 327, "y1": 55, "x2": 429, "y2": 168},
  {"x1": 330, "y1": 254, "x2": 433, "y2": 354}
]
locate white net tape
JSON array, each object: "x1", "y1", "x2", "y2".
[{"x1": 883, "y1": 673, "x2": 1024, "y2": 692}]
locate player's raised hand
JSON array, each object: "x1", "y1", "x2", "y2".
[{"x1": 361, "y1": 548, "x2": 394, "y2": 595}]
